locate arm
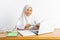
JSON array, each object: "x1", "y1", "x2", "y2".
[{"x1": 24, "y1": 24, "x2": 31, "y2": 30}]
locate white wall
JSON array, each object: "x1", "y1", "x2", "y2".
[
  {"x1": 0, "y1": 0, "x2": 18, "y2": 32},
  {"x1": 0, "y1": 0, "x2": 60, "y2": 32}
]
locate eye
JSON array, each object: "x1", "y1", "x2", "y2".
[
  {"x1": 30, "y1": 10, "x2": 32, "y2": 11},
  {"x1": 27, "y1": 9, "x2": 29, "y2": 11}
]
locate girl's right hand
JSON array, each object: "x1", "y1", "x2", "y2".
[{"x1": 17, "y1": 28, "x2": 24, "y2": 30}]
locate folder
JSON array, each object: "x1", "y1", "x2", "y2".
[{"x1": 7, "y1": 31, "x2": 18, "y2": 36}]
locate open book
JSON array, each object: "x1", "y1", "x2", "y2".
[{"x1": 18, "y1": 30, "x2": 35, "y2": 36}]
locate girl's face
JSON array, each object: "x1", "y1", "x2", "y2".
[{"x1": 25, "y1": 7, "x2": 32, "y2": 16}]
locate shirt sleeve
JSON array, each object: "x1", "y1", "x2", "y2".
[{"x1": 16, "y1": 19, "x2": 24, "y2": 29}]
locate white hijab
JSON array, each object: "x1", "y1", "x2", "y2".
[{"x1": 17, "y1": 5, "x2": 40, "y2": 29}]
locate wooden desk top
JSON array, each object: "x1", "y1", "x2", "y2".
[{"x1": 0, "y1": 28, "x2": 60, "y2": 40}]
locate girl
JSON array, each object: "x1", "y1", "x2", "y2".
[{"x1": 17, "y1": 5, "x2": 40, "y2": 31}]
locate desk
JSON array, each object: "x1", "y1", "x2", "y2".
[{"x1": 0, "y1": 28, "x2": 60, "y2": 40}]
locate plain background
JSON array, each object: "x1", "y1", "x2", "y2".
[{"x1": 0, "y1": 0, "x2": 59, "y2": 34}]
